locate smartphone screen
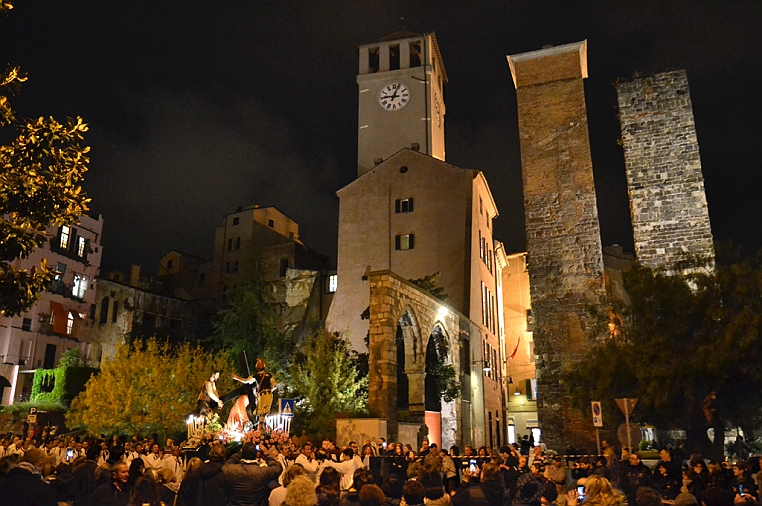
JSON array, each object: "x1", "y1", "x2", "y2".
[
  {"x1": 739, "y1": 485, "x2": 745, "y2": 497},
  {"x1": 469, "y1": 459, "x2": 477, "y2": 472},
  {"x1": 578, "y1": 485, "x2": 585, "y2": 502}
]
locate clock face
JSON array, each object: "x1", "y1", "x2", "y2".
[{"x1": 378, "y1": 83, "x2": 410, "y2": 111}]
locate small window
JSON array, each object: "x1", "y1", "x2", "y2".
[
  {"x1": 368, "y1": 47, "x2": 380, "y2": 73},
  {"x1": 409, "y1": 41, "x2": 421, "y2": 67},
  {"x1": 526, "y1": 309, "x2": 533, "y2": 332},
  {"x1": 279, "y1": 259, "x2": 289, "y2": 277},
  {"x1": 233, "y1": 260, "x2": 239, "y2": 273},
  {"x1": 235, "y1": 237, "x2": 241, "y2": 250},
  {"x1": 232, "y1": 217, "x2": 240, "y2": 226},
  {"x1": 112, "y1": 300, "x2": 119, "y2": 323},
  {"x1": 479, "y1": 197, "x2": 483, "y2": 216},
  {"x1": 395, "y1": 198, "x2": 414, "y2": 213},
  {"x1": 60, "y1": 225, "x2": 71, "y2": 249},
  {"x1": 76, "y1": 236, "x2": 86, "y2": 257},
  {"x1": 228, "y1": 238, "x2": 234, "y2": 251},
  {"x1": 66, "y1": 313, "x2": 75, "y2": 335},
  {"x1": 22, "y1": 318, "x2": 32, "y2": 332},
  {"x1": 226, "y1": 262, "x2": 231, "y2": 273},
  {"x1": 55, "y1": 263, "x2": 67, "y2": 281},
  {"x1": 166, "y1": 259, "x2": 174, "y2": 270},
  {"x1": 395, "y1": 234, "x2": 415, "y2": 250},
  {"x1": 72, "y1": 274, "x2": 87, "y2": 299},
  {"x1": 389, "y1": 44, "x2": 400, "y2": 70},
  {"x1": 268, "y1": 219, "x2": 275, "y2": 228},
  {"x1": 99, "y1": 297, "x2": 109, "y2": 325},
  {"x1": 327, "y1": 274, "x2": 338, "y2": 293}
]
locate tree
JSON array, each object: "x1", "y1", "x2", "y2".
[
  {"x1": 565, "y1": 244, "x2": 762, "y2": 459},
  {"x1": 1, "y1": 3, "x2": 90, "y2": 316},
  {"x1": 67, "y1": 338, "x2": 235, "y2": 438},
  {"x1": 212, "y1": 264, "x2": 290, "y2": 375},
  {"x1": 288, "y1": 331, "x2": 368, "y2": 440},
  {"x1": 410, "y1": 271, "x2": 449, "y2": 302}
]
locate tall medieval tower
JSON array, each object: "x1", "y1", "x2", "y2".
[
  {"x1": 616, "y1": 70, "x2": 715, "y2": 272},
  {"x1": 506, "y1": 41, "x2": 606, "y2": 449}
]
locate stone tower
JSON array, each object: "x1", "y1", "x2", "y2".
[
  {"x1": 506, "y1": 41, "x2": 606, "y2": 449},
  {"x1": 616, "y1": 70, "x2": 715, "y2": 272},
  {"x1": 356, "y1": 31, "x2": 447, "y2": 176}
]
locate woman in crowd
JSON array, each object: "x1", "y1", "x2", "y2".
[
  {"x1": 566, "y1": 475, "x2": 625, "y2": 506},
  {"x1": 390, "y1": 444, "x2": 408, "y2": 480},
  {"x1": 129, "y1": 476, "x2": 165, "y2": 506},
  {"x1": 285, "y1": 474, "x2": 318, "y2": 506},
  {"x1": 419, "y1": 465, "x2": 450, "y2": 506}
]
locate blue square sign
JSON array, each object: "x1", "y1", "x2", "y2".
[{"x1": 280, "y1": 398, "x2": 295, "y2": 416}]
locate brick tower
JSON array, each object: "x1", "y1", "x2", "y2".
[
  {"x1": 506, "y1": 41, "x2": 606, "y2": 449},
  {"x1": 616, "y1": 70, "x2": 715, "y2": 272}
]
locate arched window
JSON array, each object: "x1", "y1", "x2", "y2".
[{"x1": 99, "y1": 296, "x2": 110, "y2": 325}]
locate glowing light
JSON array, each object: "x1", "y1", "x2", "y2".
[{"x1": 437, "y1": 306, "x2": 449, "y2": 321}]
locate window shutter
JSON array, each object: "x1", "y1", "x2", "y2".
[
  {"x1": 395, "y1": 200, "x2": 401, "y2": 213},
  {"x1": 408, "y1": 234, "x2": 415, "y2": 249},
  {"x1": 525, "y1": 378, "x2": 534, "y2": 400},
  {"x1": 408, "y1": 198, "x2": 414, "y2": 212},
  {"x1": 69, "y1": 228, "x2": 78, "y2": 253}
]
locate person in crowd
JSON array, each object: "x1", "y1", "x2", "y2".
[
  {"x1": 191, "y1": 443, "x2": 227, "y2": 506},
  {"x1": 634, "y1": 487, "x2": 662, "y2": 506},
  {"x1": 546, "y1": 456, "x2": 568, "y2": 506},
  {"x1": 221, "y1": 442, "x2": 282, "y2": 506},
  {"x1": 380, "y1": 473, "x2": 403, "y2": 506},
  {"x1": 402, "y1": 479, "x2": 426, "y2": 506},
  {"x1": 0, "y1": 448, "x2": 58, "y2": 505},
  {"x1": 707, "y1": 460, "x2": 731, "y2": 491},
  {"x1": 318, "y1": 466, "x2": 342, "y2": 502},
  {"x1": 73, "y1": 444, "x2": 103, "y2": 506},
  {"x1": 620, "y1": 452, "x2": 654, "y2": 506},
  {"x1": 88, "y1": 461, "x2": 131, "y2": 506},
  {"x1": 358, "y1": 484, "x2": 386, "y2": 506},
  {"x1": 296, "y1": 442, "x2": 321, "y2": 483},
  {"x1": 52, "y1": 462, "x2": 76, "y2": 503},
  {"x1": 142, "y1": 443, "x2": 164, "y2": 471},
  {"x1": 513, "y1": 472, "x2": 545, "y2": 506},
  {"x1": 729, "y1": 461, "x2": 758, "y2": 499},
  {"x1": 341, "y1": 468, "x2": 376, "y2": 506},
  {"x1": 128, "y1": 476, "x2": 164, "y2": 506},
  {"x1": 419, "y1": 440, "x2": 429, "y2": 457},
  {"x1": 674, "y1": 491, "x2": 699, "y2": 506},
  {"x1": 390, "y1": 443, "x2": 407, "y2": 480},
  {"x1": 681, "y1": 469, "x2": 704, "y2": 501},
  {"x1": 127, "y1": 458, "x2": 145, "y2": 487},
  {"x1": 527, "y1": 445, "x2": 545, "y2": 469},
  {"x1": 283, "y1": 474, "x2": 318, "y2": 506},
  {"x1": 270, "y1": 464, "x2": 307, "y2": 506},
  {"x1": 450, "y1": 461, "x2": 507, "y2": 506},
  {"x1": 422, "y1": 443, "x2": 442, "y2": 473},
  {"x1": 654, "y1": 448, "x2": 682, "y2": 500},
  {"x1": 322, "y1": 448, "x2": 362, "y2": 491},
  {"x1": 406, "y1": 447, "x2": 422, "y2": 480},
  {"x1": 565, "y1": 475, "x2": 625, "y2": 506},
  {"x1": 163, "y1": 446, "x2": 185, "y2": 489},
  {"x1": 441, "y1": 447, "x2": 458, "y2": 494},
  {"x1": 156, "y1": 467, "x2": 178, "y2": 505},
  {"x1": 418, "y1": 465, "x2": 450, "y2": 506}
]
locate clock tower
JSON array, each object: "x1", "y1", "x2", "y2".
[{"x1": 356, "y1": 31, "x2": 447, "y2": 177}]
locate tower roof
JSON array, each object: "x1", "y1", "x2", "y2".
[{"x1": 376, "y1": 29, "x2": 421, "y2": 42}]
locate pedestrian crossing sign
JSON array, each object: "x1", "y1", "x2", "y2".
[{"x1": 280, "y1": 398, "x2": 295, "y2": 416}]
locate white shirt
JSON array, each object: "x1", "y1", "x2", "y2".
[
  {"x1": 294, "y1": 454, "x2": 320, "y2": 483},
  {"x1": 319, "y1": 458, "x2": 360, "y2": 491},
  {"x1": 123, "y1": 450, "x2": 140, "y2": 465},
  {"x1": 163, "y1": 456, "x2": 185, "y2": 484},
  {"x1": 96, "y1": 450, "x2": 110, "y2": 466},
  {"x1": 143, "y1": 453, "x2": 164, "y2": 470}
]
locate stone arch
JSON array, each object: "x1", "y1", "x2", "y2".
[{"x1": 395, "y1": 306, "x2": 423, "y2": 413}]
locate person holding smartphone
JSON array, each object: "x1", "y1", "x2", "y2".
[{"x1": 729, "y1": 462, "x2": 758, "y2": 502}]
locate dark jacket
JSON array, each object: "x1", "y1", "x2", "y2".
[
  {"x1": 222, "y1": 454, "x2": 282, "y2": 506},
  {"x1": 178, "y1": 459, "x2": 225, "y2": 506},
  {"x1": 452, "y1": 479, "x2": 510, "y2": 506},
  {"x1": 620, "y1": 462, "x2": 654, "y2": 503},
  {"x1": 87, "y1": 481, "x2": 131, "y2": 506},
  {"x1": 0, "y1": 463, "x2": 58, "y2": 506},
  {"x1": 72, "y1": 460, "x2": 99, "y2": 506}
]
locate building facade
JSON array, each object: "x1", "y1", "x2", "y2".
[{"x1": 0, "y1": 215, "x2": 104, "y2": 404}]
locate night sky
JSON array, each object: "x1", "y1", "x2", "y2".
[{"x1": 3, "y1": 1, "x2": 760, "y2": 274}]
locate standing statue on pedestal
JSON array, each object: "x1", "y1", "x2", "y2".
[
  {"x1": 227, "y1": 358, "x2": 277, "y2": 430},
  {"x1": 196, "y1": 372, "x2": 221, "y2": 416}
]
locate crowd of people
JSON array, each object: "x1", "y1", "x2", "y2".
[{"x1": 0, "y1": 431, "x2": 760, "y2": 506}]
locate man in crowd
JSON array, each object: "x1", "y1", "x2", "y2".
[
  {"x1": 163, "y1": 446, "x2": 185, "y2": 489},
  {"x1": 222, "y1": 442, "x2": 282, "y2": 506},
  {"x1": 143, "y1": 442, "x2": 164, "y2": 470},
  {"x1": 88, "y1": 461, "x2": 131, "y2": 506},
  {"x1": 0, "y1": 448, "x2": 57, "y2": 505},
  {"x1": 295, "y1": 442, "x2": 320, "y2": 483}
]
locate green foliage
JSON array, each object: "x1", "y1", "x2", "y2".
[
  {"x1": 409, "y1": 272, "x2": 449, "y2": 302},
  {"x1": 31, "y1": 353, "x2": 97, "y2": 405},
  {"x1": 0, "y1": 400, "x2": 66, "y2": 421},
  {"x1": 67, "y1": 338, "x2": 235, "y2": 438},
  {"x1": 288, "y1": 331, "x2": 369, "y2": 440},
  {"x1": 212, "y1": 265, "x2": 290, "y2": 376},
  {"x1": 58, "y1": 348, "x2": 86, "y2": 368},
  {"x1": 1, "y1": 9, "x2": 90, "y2": 316},
  {"x1": 565, "y1": 244, "x2": 762, "y2": 457},
  {"x1": 425, "y1": 329, "x2": 461, "y2": 403}
]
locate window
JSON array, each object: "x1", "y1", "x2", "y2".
[
  {"x1": 228, "y1": 238, "x2": 233, "y2": 251},
  {"x1": 526, "y1": 309, "x2": 533, "y2": 332},
  {"x1": 279, "y1": 259, "x2": 289, "y2": 277},
  {"x1": 327, "y1": 274, "x2": 338, "y2": 293},
  {"x1": 395, "y1": 198, "x2": 414, "y2": 213},
  {"x1": 232, "y1": 217, "x2": 240, "y2": 226},
  {"x1": 66, "y1": 312, "x2": 74, "y2": 335},
  {"x1": 236, "y1": 237, "x2": 241, "y2": 249},
  {"x1": 395, "y1": 234, "x2": 415, "y2": 250},
  {"x1": 76, "y1": 236, "x2": 86, "y2": 257},
  {"x1": 368, "y1": 47, "x2": 380, "y2": 73},
  {"x1": 166, "y1": 259, "x2": 174, "y2": 270},
  {"x1": 409, "y1": 41, "x2": 421, "y2": 67},
  {"x1": 72, "y1": 274, "x2": 87, "y2": 299},
  {"x1": 233, "y1": 260, "x2": 239, "y2": 273},
  {"x1": 226, "y1": 262, "x2": 231, "y2": 273},
  {"x1": 479, "y1": 197, "x2": 483, "y2": 216},
  {"x1": 268, "y1": 219, "x2": 275, "y2": 228},
  {"x1": 60, "y1": 225, "x2": 71, "y2": 249},
  {"x1": 112, "y1": 300, "x2": 119, "y2": 323},
  {"x1": 99, "y1": 297, "x2": 110, "y2": 325},
  {"x1": 55, "y1": 263, "x2": 67, "y2": 281},
  {"x1": 22, "y1": 318, "x2": 31, "y2": 332},
  {"x1": 389, "y1": 44, "x2": 400, "y2": 70}
]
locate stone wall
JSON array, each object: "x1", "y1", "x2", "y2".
[
  {"x1": 616, "y1": 70, "x2": 715, "y2": 272},
  {"x1": 507, "y1": 42, "x2": 606, "y2": 450}
]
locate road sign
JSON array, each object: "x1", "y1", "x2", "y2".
[
  {"x1": 617, "y1": 423, "x2": 642, "y2": 449},
  {"x1": 29, "y1": 407, "x2": 37, "y2": 415},
  {"x1": 615, "y1": 398, "x2": 638, "y2": 415},
  {"x1": 27, "y1": 414, "x2": 37, "y2": 424},
  {"x1": 280, "y1": 398, "x2": 295, "y2": 416},
  {"x1": 591, "y1": 401, "x2": 603, "y2": 427}
]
